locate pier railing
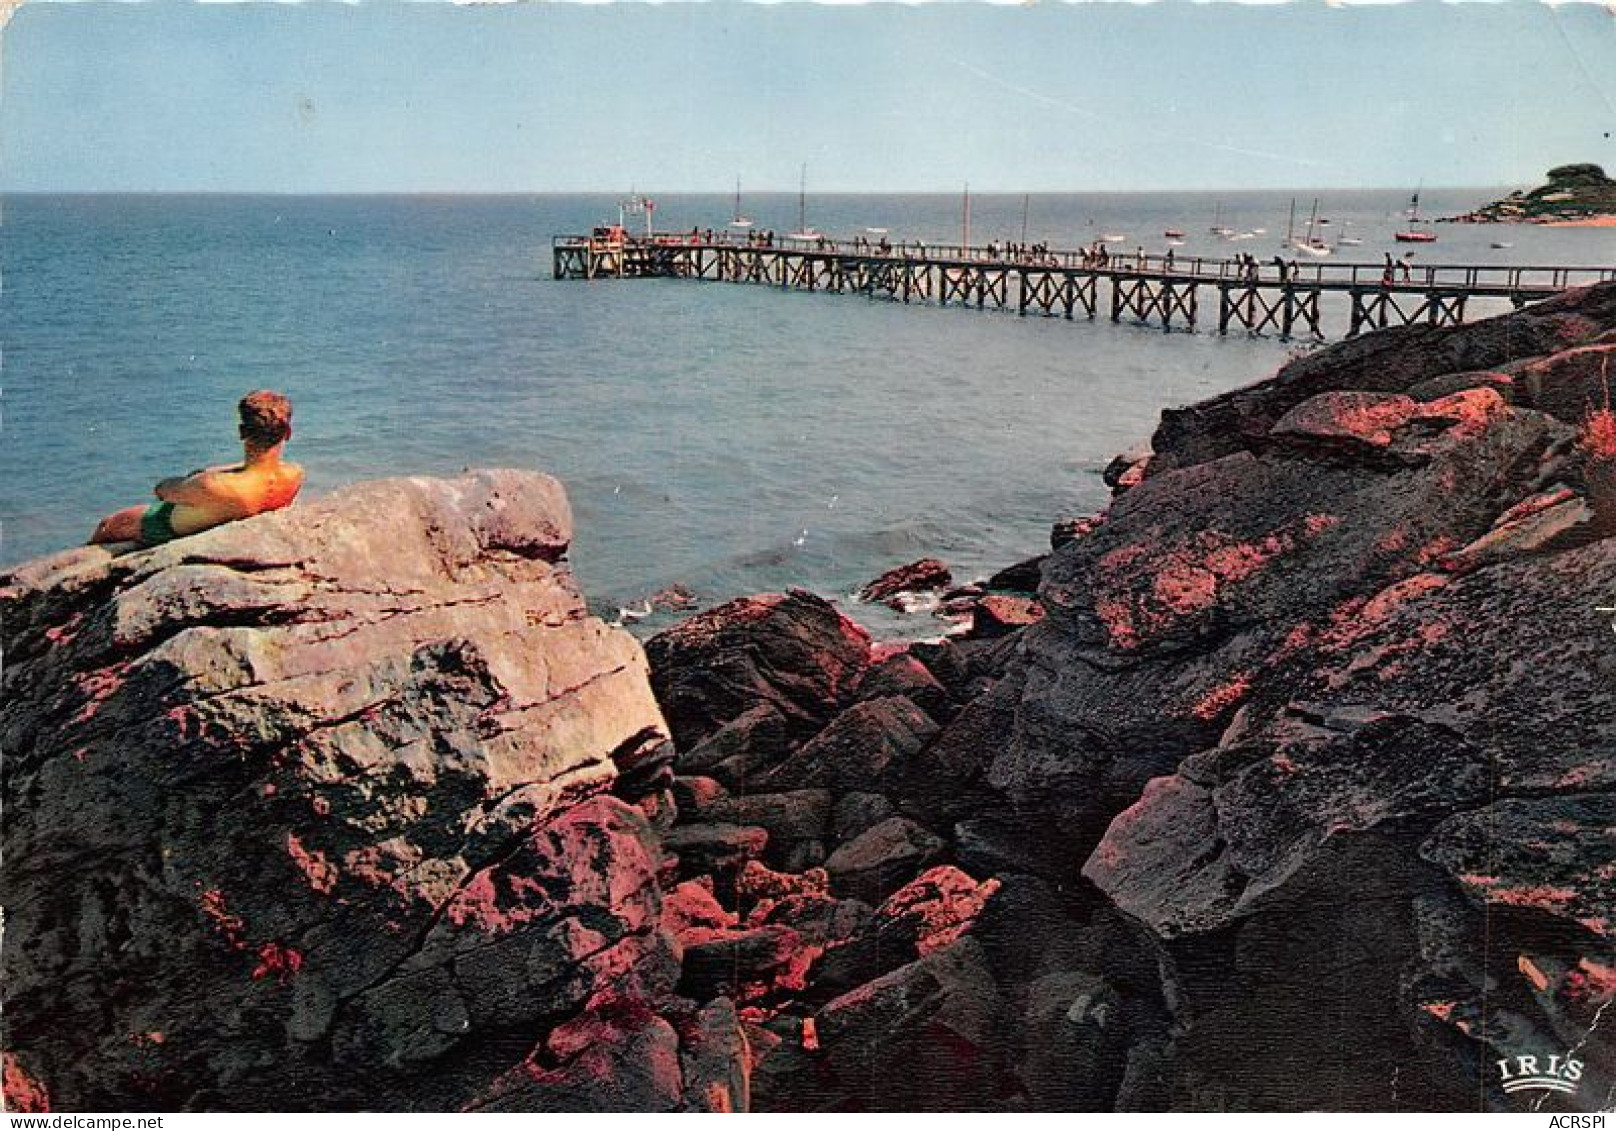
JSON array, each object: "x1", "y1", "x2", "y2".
[{"x1": 551, "y1": 233, "x2": 1616, "y2": 338}]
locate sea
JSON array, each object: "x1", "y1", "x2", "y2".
[{"x1": 3, "y1": 191, "x2": 1612, "y2": 638}]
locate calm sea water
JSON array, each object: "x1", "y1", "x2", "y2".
[{"x1": 3, "y1": 192, "x2": 1611, "y2": 636}]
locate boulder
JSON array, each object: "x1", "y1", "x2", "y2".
[
  {"x1": 675, "y1": 702, "x2": 795, "y2": 788},
  {"x1": 1147, "y1": 282, "x2": 1616, "y2": 477},
  {"x1": 984, "y1": 555, "x2": 1046, "y2": 594},
  {"x1": 1016, "y1": 971, "x2": 1128, "y2": 1110},
  {"x1": 645, "y1": 591, "x2": 871, "y2": 751},
  {"x1": 968, "y1": 594, "x2": 1045, "y2": 639},
  {"x1": 831, "y1": 791, "x2": 898, "y2": 845},
  {"x1": 849, "y1": 652, "x2": 955, "y2": 724},
  {"x1": 1051, "y1": 515, "x2": 1104, "y2": 549},
  {"x1": 857, "y1": 558, "x2": 953, "y2": 606},
  {"x1": 823, "y1": 817, "x2": 947, "y2": 905},
  {"x1": 685, "y1": 790, "x2": 833, "y2": 867},
  {"x1": 761, "y1": 696, "x2": 939, "y2": 793},
  {"x1": 0, "y1": 471, "x2": 739, "y2": 1111},
  {"x1": 678, "y1": 926, "x2": 808, "y2": 1002},
  {"x1": 800, "y1": 939, "x2": 1007, "y2": 1111},
  {"x1": 662, "y1": 822, "x2": 769, "y2": 879}
]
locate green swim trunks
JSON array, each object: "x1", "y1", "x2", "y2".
[{"x1": 140, "y1": 501, "x2": 178, "y2": 546}]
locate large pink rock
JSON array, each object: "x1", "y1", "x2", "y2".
[{"x1": 0, "y1": 471, "x2": 743, "y2": 1111}]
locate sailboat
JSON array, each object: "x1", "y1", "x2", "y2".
[
  {"x1": 1336, "y1": 220, "x2": 1364, "y2": 247},
  {"x1": 1395, "y1": 189, "x2": 1437, "y2": 243},
  {"x1": 729, "y1": 176, "x2": 754, "y2": 230},
  {"x1": 1209, "y1": 202, "x2": 1234, "y2": 238},
  {"x1": 786, "y1": 164, "x2": 821, "y2": 242},
  {"x1": 1290, "y1": 198, "x2": 1332, "y2": 257}
]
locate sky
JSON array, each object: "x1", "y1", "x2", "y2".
[{"x1": 2, "y1": 1, "x2": 1614, "y2": 192}]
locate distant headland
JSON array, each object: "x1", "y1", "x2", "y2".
[{"x1": 1444, "y1": 163, "x2": 1616, "y2": 227}]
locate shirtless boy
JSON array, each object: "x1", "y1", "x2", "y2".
[{"x1": 90, "y1": 391, "x2": 305, "y2": 548}]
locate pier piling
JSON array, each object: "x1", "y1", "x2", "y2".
[{"x1": 552, "y1": 233, "x2": 1614, "y2": 340}]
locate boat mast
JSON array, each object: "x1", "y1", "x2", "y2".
[
  {"x1": 734, "y1": 176, "x2": 742, "y2": 224},
  {"x1": 963, "y1": 182, "x2": 971, "y2": 252},
  {"x1": 798, "y1": 164, "x2": 807, "y2": 235},
  {"x1": 1286, "y1": 198, "x2": 1297, "y2": 246},
  {"x1": 1021, "y1": 193, "x2": 1030, "y2": 244}
]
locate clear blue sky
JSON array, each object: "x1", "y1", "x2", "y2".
[{"x1": 3, "y1": 1, "x2": 1614, "y2": 192}]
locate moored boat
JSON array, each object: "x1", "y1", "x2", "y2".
[{"x1": 1395, "y1": 189, "x2": 1438, "y2": 243}]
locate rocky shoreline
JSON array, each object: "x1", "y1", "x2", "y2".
[
  {"x1": 1443, "y1": 163, "x2": 1616, "y2": 225},
  {"x1": 4, "y1": 284, "x2": 1616, "y2": 1111}
]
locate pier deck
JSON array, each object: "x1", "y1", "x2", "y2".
[{"x1": 552, "y1": 233, "x2": 1615, "y2": 339}]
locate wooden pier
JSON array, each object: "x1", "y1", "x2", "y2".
[{"x1": 552, "y1": 233, "x2": 1615, "y2": 339}]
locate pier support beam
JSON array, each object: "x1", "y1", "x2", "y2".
[{"x1": 550, "y1": 236, "x2": 1605, "y2": 341}]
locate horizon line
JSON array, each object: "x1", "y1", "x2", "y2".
[{"x1": 0, "y1": 184, "x2": 1526, "y2": 196}]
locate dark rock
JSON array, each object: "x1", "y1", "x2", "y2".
[
  {"x1": 907, "y1": 639, "x2": 974, "y2": 700},
  {"x1": 751, "y1": 893, "x2": 874, "y2": 950},
  {"x1": 968, "y1": 594, "x2": 1044, "y2": 639},
  {"x1": 1405, "y1": 369, "x2": 1517, "y2": 403},
  {"x1": 1421, "y1": 794, "x2": 1616, "y2": 942},
  {"x1": 671, "y1": 775, "x2": 727, "y2": 812},
  {"x1": 611, "y1": 730, "x2": 677, "y2": 801},
  {"x1": 1511, "y1": 343, "x2": 1616, "y2": 428},
  {"x1": 468, "y1": 999, "x2": 691, "y2": 1112},
  {"x1": 675, "y1": 999, "x2": 752, "y2": 1112},
  {"x1": 1016, "y1": 971, "x2": 1128, "y2": 1110},
  {"x1": 1103, "y1": 443, "x2": 1153, "y2": 491},
  {"x1": 996, "y1": 385, "x2": 1570, "y2": 851},
  {"x1": 965, "y1": 872, "x2": 1097, "y2": 988},
  {"x1": 831, "y1": 791, "x2": 898, "y2": 845},
  {"x1": 985, "y1": 555, "x2": 1046, "y2": 594},
  {"x1": 678, "y1": 702, "x2": 795, "y2": 788},
  {"x1": 858, "y1": 558, "x2": 952, "y2": 605},
  {"x1": 805, "y1": 865, "x2": 1001, "y2": 1004},
  {"x1": 778, "y1": 840, "x2": 827, "y2": 873},
  {"x1": 952, "y1": 632, "x2": 1025, "y2": 684},
  {"x1": 688, "y1": 791, "x2": 833, "y2": 867},
  {"x1": 890, "y1": 671, "x2": 1022, "y2": 829},
  {"x1": 850, "y1": 652, "x2": 955, "y2": 724},
  {"x1": 646, "y1": 590, "x2": 871, "y2": 751},
  {"x1": 803, "y1": 867, "x2": 998, "y2": 1008},
  {"x1": 823, "y1": 817, "x2": 946, "y2": 905},
  {"x1": 662, "y1": 822, "x2": 769, "y2": 879},
  {"x1": 761, "y1": 696, "x2": 938, "y2": 793},
  {"x1": 981, "y1": 289, "x2": 1616, "y2": 1110},
  {"x1": 1113, "y1": 1037, "x2": 1176, "y2": 1112},
  {"x1": 1085, "y1": 711, "x2": 1492, "y2": 937},
  {"x1": 1051, "y1": 515, "x2": 1104, "y2": 550},
  {"x1": 678, "y1": 926, "x2": 806, "y2": 1002},
  {"x1": 954, "y1": 811, "x2": 1072, "y2": 885},
  {"x1": 804, "y1": 940, "x2": 1007, "y2": 1111}
]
